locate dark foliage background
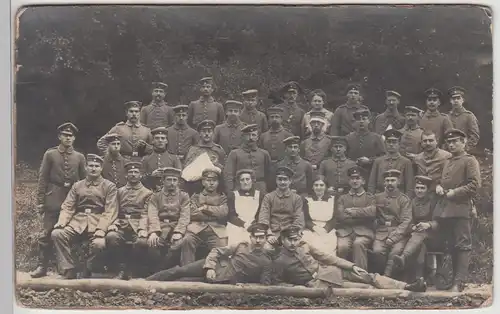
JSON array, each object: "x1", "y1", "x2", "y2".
[{"x1": 15, "y1": 5, "x2": 492, "y2": 164}]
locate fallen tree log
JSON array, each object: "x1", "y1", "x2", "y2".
[{"x1": 16, "y1": 273, "x2": 491, "y2": 301}]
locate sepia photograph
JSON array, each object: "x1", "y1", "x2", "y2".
[{"x1": 13, "y1": 4, "x2": 493, "y2": 310}]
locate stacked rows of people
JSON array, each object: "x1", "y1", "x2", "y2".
[{"x1": 30, "y1": 78, "x2": 481, "y2": 294}]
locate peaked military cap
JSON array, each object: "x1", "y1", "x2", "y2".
[
  {"x1": 383, "y1": 169, "x2": 402, "y2": 178},
  {"x1": 404, "y1": 106, "x2": 424, "y2": 115},
  {"x1": 236, "y1": 168, "x2": 256, "y2": 178},
  {"x1": 383, "y1": 128, "x2": 403, "y2": 140},
  {"x1": 124, "y1": 101, "x2": 142, "y2": 110},
  {"x1": 347, "y1": 166, "x2": 363, "y2": 178},
  {"x1": 242, "y1": 89, "x2": 258, "y2": 97},
  {"x1": 330, "y1": 136, "x2": 348, "y2": 147},
  {"x1": 57, "y1": 122, "x2": 79, "y2": 135},
  {"x1": 200, "y1": 77, "x2": 214, "y2": 85},
  {"x1": 283, "y1": 136, "x2": 301, "y2": 146},
  {"x1": 163, "y1": 167, "x2": 182, "y2": 178},
  {"x1": 346, "y1": 83, "x2": 362, "y2": 93},
  {"x1": 247, "y1": 222, "x2": 268, "y2": 235},
  {"x1": 241, "y1": 124, "x2": 259, "y2": 133},
  {"x1": 281, "y1": 81, "x2": 303, "y2": 94},
  {"x1": 197, "y1": 120, "x2": 216, "y2": 131},
  {"x1": 385, "y1": 90, "x2": 402, "y2": 99},
  {"x1": 124, "y1": 161, "x2": 142, "y2": 171},
  {"x1": 444, "y1": 128, "x2": 467, "y2": 140},
  {"x1": 448, "y1": 86, "x2": 466, "y2": 97},
  {"x1": 267, "y1": 106, "x2": 284, "y2": 116},
  {"x1": 280, "y1": 226, "x2": 302, "y2": 239},
  {"x1": 224, "y1": 100, "x2": 243, "y2": 110},
  {"x1": 415, "y1": 175, "x2": 433, "y2": 187},
  {"x1": 151, "y1": 127, "x2": 168, "y2": 136},
  {"x1": 353, "y1": 108, "x2": 371, "y2": 119},
  {"x1": 172, "y1": 105, "x2": 189, "y2": 114},
  {"x1": 87, "y1": 154, "x2": 104, "y2": 164},
  {"x1": 202, "y1": 166, "x2": 222, "y2": 178},
  {"x1": 309, "y1": 111, "x2": 327, "y2": 123},
  {"x1": 152, "y1": 82, "x2": 168, "y2": 90},
  {"x1": 103, "y1": 133, "x2": 121, "y2": 143},
  {"x1": 275, "y1": 166, "x2": 294, "y2": 178},
  {"x1": 425, "y1": 88, "x2": 442, "y2": 98}
]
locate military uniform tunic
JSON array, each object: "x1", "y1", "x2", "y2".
[
  {"x1": 345, "y1": 131, "x2": 386, "y2": 161},
  {"x1": 102, "y1": 153, "x2": 127, "y2": 188},
  {"x1": 140, "y1": 101, "x2": 175, "y2": 129},
  {"x1": 419, "y1": 110, "x2": 453, "y2": 145},
  {"x1": 147, "y1": 188, "x2": 191, "y2": 238},
  {"x1": 188, "y1": 96, "x2": 225, "y2": 127},
  {"x1": 141, "y1": 150, "x2": 182, "y2": 176},
  {"x1": 223, "y1": 146, "x2": 271, "y2": 192},
  {"x1": 300, "y1": 135, "x2": 332, "y2": 170},
  {"x1": 318, "y1": 157, "x2": 357, "y2": 192},
  {"x1": 275, "y1": 157, "x2": 313, "y2": 195},
  {"x1": 240, "y1": 108, "x2": 268, "y2": 134},
  {"x1": 302, "y1": 108, "x2": 334, "y2": 137},
  {"x1": 373, "y1": 110, "x2": 406, "y2": 134},
  {"x1": 414, "y1": 148, "x2": 452, "y2": 190},
  {"x1": 399, "y1": 126, "x2": 423, "y2": 156},
  {"x1": 449, "y1": 107, "x2": 480, "y2": 150},
  {"x1": 257, "y1": 189, "x2": 305, "y2": 234},
  {"x1": 214, "y1": 121, "x2": 245, "y2": 154},
  {"x1": 97, "y1": 121, "x2": 153, "y2": 159},
  {"x1": 258, "y1": 127, "x2": 293, "y2": 161},
  {"x1": 330, "y1": 103, "x2": 369, "y2": 136},
  {"x1": 278, "y1": 101, "x2": 305, "y2": 136},
  {"x1": 166, "y1": 124, "x2": 200, "y2": 160},
  {"x1": 368, "y1": 153, "x2": 414, "y2": 196}
]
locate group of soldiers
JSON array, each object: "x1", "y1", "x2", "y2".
[{"x1": 29, "y1": 77, "x2": 481, "y2": 294}]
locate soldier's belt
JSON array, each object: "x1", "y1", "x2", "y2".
[
  {"x1": 51, "y1": 181, "x2": 73, "y2": 188},
  {"x1": 118, "y1": 213, "x2": 142, "y2": 219},
  {"x1": 191, "y1": 217, "x2": 219, "y2": 222},
  {"x1": 312, "y1": 165, "x2": 318, "y2": 170},
  {"x1": 122, "y1": 151, "x2": 141, "y2": 157},
  {"x1": 176, "y1": 155, "x2": 185, "y2": 160},
  {"x1": 77, "y1": 208, "x2": 103, "y2": 214},
  {"x1": 159, "y1": 216, "x2": 178, "y2": 223},
  {"x1": 378, "y1": 220, "x2": 398, "y2": 227}
]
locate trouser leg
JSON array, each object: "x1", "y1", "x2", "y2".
[
  {"x1": 385, "y1": 238, "x2": 407, "y2": 277},
  {"x1": 336, "y1": 235, "x2": 353, "y2": 260},
  {"x1": 371, "y1": 239, "x2": 388, "y2": 274},
  {"x1": 51, "y1": 226, "x2": 79, "y2": 271},
  {"x1": 180, "y1": 231, "x2": 203, "y2": 266},
  {"x1": 204, "y1": 228, "x2": 228, "y2": 252},
  {"x1": 146, "y1": 259, "x2": 206, "y2": 281},
  {"x1": 352, "y1": 236, "x2": 372, "y2": 270},
  {"x1": 452, "y1": 218, "x2": 472, "y2": 287},
  {"x1": 104, "y1": 229, "x2": 126, "y2": 271},
  {"x1": 36, "y1": 211, "x2": 60, "y2": 267},
  {"x1": 342, "y1": 270, "x2": 407, "y2": 289}
]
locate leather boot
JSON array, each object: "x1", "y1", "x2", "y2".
[
  {"x1": 404, "y1": 277, "x2": 427, "y2": 292},
  {"x1": 63, "y1": 268, "x2": 77, "y2": 280},
  {"x1": 393, "y1": 255, "x2": 405, "y2": 270},
  {"x1": 114, "y1": 263, "x2": 130, "y2": 280},
  {"x1": 453, "y1": 250, "x2": 470, "y2": 292},
  {"x1": 29, "y1": 266, "x2": 48, "y2": 278}
]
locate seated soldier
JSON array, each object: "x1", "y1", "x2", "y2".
[
  {"x1": 332, "y1": 166, "x2": 375, "y2": 271},
  {"x1": 372, "y1": 169, "x2": 412, "y2": 277},
  {"x1": 146, "y1": 167, "x2": 190, "y2": 272},
  {"x1": 51, "y1": 154, "x2": 118, "y2": 279},
  {"x1": 104, "y1": 161, "x2": 152, "y2": 280},
  {"x1": 146, "y1": 223, "x2": 273, "y2": 284},
  {"x1": 268, "y1": 226, "x2": 426, "y2": 292},
  {"x1": 180, "y1": 167, "x2": 229, "y2": 266},
  {"x1": 393, "y1": 175, "x2": 438, "y2": 278},
  {"x1": 227, "y1": 169, "x2": 264, "y2": 246}
]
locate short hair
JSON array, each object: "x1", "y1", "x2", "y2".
[
  {"x1": 308, "y1": 89, "x2": 327, "y2": 102},
  {"x1": 312, "y1": 175, "x2": 327, "y2": 186},
  {"x1": 421, "y1": 129, "x2": 437, "y2": 140}
]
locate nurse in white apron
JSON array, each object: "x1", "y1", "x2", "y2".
[
  {"x1": 302, "y1": 175, "x2": 337, "y2": 254},
  {"x1": 227, "y1": 169, "x2": 264, "y2": 246}
]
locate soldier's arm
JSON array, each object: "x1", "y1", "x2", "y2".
[
  {"x1": 442, "y1": 115, "x2": 454, "y2": 137},
  {"x1": 261, "y1": 113, "x2": 269, "y2": 133},
  {"x1": 78, "y1": 154, "x2": 87, "y2": 179},
  {"x1": 147, "y1": 193, "x2": 161, "y2": 235},
  {"x1": 187, "y1": 102, "x2": 195, "y2": 127},
  {"x1": 204, "y1": 194, "x2": 229, "y2": 219},
  {"x1": 192, "y1": 130, "x2": 201, "y2": 147},
  {"x1": 467, "y1": 115, "x2": 480, "y2": 150},
  {"x1": 213, "y1": 126, "x2": 221, "y2": 145},
  {"x1": 218, "y1": 147, "x2": 227, "y2": 166},
  {"x1": 263, "y1": 151, "x2": 272, "y2": 188},
  {"x1": 269, "y1": 259, "x2": 287, "y2": 285},
  {"x1": 140, "y1": 107, "x2": 147, "y2": 126},
  {"x1": 167, "y1": 107, "x2": 176, "y2": 127},
  {"x1": 96, "y1": 183, "x2": 119, "y2": 232},
  {"x1": 404, "y1": 158, "x2": 415, "y2": 198},
  {"x1": 36, "y1": 151, "x2": 51, "y2": 206},
  {"x1": 138, "y1": 191, "x2": 153, "y2": 233},
  {"x1": 96, "y1": 126, "x2": 116, "y2": 154},
  {"x1": 388, "y1": 196, "x2": 412, "y2": 243},
  {"x1": 143, "y1": 130, "x2": 154, "y2": 155},
  {"x1": 217, "y1": 103, "x2": 225, "y2": 125},
  {"x1": 293, "y1": 195, "x2": 305, "y2": 229},
  {"x1": 203, "y1": 244, "x2": 240, "y2": 270},
  {"x1": 299, "y1": 140, "x2": 306, "y2": 158},
  {"x1": 257, "y1": 193, "x2": 272, "y2": 228},
  {"x1": 450, "y1": 157, "x2": 481, "y2": 199},
  {"x1": 174, "y1": 192, "x2": 191, "y2": 235},
  {"x1": 56, "y1": 183, "x2": 78, "y2": 226},
  {"x1": 367, "y1": 159, "x2": 378, "y2": 194},
  {"x1": 189, "y1": 194, "x2": 205, "y2": 220},
  {"x1": 372, "y1": 134, "x2": 387, "y2": 160},
  {"x1": 223, "y1": 151, "x2": 237, "y2": 192},
  {"x1": 349, "y1": 194, "x2": 377, "y2": 218}
]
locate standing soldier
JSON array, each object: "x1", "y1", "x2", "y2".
[
  {"x1": 300, "y1": 111, "x2": 332, "y2": 174},
  {"x1": 30, "y1": 123, "x2": 86, "y2": 278},
  {"x1": 373, "y1": 90, "x2": 406, "y2": 134},
  {"x1": 184, "y1": 120, "x2": 226, "y2": 167},
  {"x1": 332, "y1": 166, "x2": 375, "y2": 271},
  {"x1": 368, "y1": 129, "x2": 414, "y2": 197},
  {"x1": 224, "y1": 124, "x2": 272, "y2": 193},
  {"x1": 257, "y1": 166, "x2": 305, "y2": 247},
  {"x1": 140, "y1": 82, "x2": 175, "y2": 129},
  {"x1": 447, "y1": 86, "x2": 480, "y2": 151},
  {"x1": 277, "y1": 81, "x2": 305, "y2": 137},
  {"x1": 101, "y1": 133, "x2": 127, "y2": 188},
  {"x1": 166, "y1": 105, "x2": 200, "y2": 164},
  {"x1": 104, "y1": 162, "x2": 152, "y2": 280},
  {"x1": 399, "y1": 106, "x2": 424, "y2": 160},
  {"x1": 97, "y1": 101, "x2": 153, "y2": 161},
  {"x1": 331, "y1": 83, "x2": 369, "y2": 136},
  {"x1": 181, "y1": 167, "x2": 229, "y2": 265},
  {"x1": 147, "y1": 167, "x2": 191, "y2": 271},
  {"x1": 302, "y1": 89, "x2": 334, "y2": 138},
  {"x1": 434, "y1": 129, "x2": 481, "y2": 292},
  {"x1": 318, "y1": 136, "x2": 357, "y2": 196},
  {"x1": 419, "y1": 88, "x2": 453, "y2": 146},
  {"x1": 258, "y1": 106, "x2": 293, "y2": 163},
  {"x1": 372, "y1": 169, "x2": 412, "y2": 277},
  {"x1": 188, "y1": 77, "x2": 225, "y2": 128},
  {"x1": 51, "y1": 154, "x2": 118, "y2": 279},
  {"x1": 214, "y1": 100, "x2": 246, "y2": 153},
  {"x1": 275, "y1": 136, "x2": 313, "y2": 196},
  {"x1": 240, "y1": 89, "x2": 268, "y2": 134},
  {"x1": 141, "y1": 127, "x2": 182, "y2": 191},
  {"x1": 345, "y1": 108, "x2": 386, "y2": 172}
]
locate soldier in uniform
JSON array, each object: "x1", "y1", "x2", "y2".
[
  {"x1": 97, "y1": 101, "x2": 153, "y2": 161},
  {"x1": 345, "y1": 108, "x2": 386, "y2": 172},
  {"x1": 277, "y1": 81, "x2": 305, "y2": 136},
  {"x1": 30, "y1": 123, "x2": 87, "y2": 278},
  {"x1": 269, "y1": 226, "x2": 426, "y2": 292},
  {"x1": 447, "y1": 86, "x2": 480, "y2": 151},
  {"x1": 166, "y1": 105, "x2": 200, "y2": 164},
  {"x1": 240, "y1": 89, "x2": 268, "y2": 134},
  {"x1": 300, "y1": 111, "x2": 332, "y2": 174},
  {"x1": 214, "y1": 100, "x2": 246, "y2": 153},
  {"x1": 140, "y1": 82, "x2": 175, "y2": 129},
  {"x1": 332, "y1": 166, "x2": 375, "y2": 271},
  {"x1": 373, "y1": 90, "x2": 406, "y2": 134},
  {"x1": 414, "y1": 130, "x2": 452, "y2": 191},
  {"x1": 224, "y1": 124, "x2": 272, "y2": 193},
  {"x1": 258, "y1": 106, "x2": 293, "y2": 162},
  {"x1": 331, "y1": 83, "x2": 369, "y2": 136},
  {"x1": 318, "y1": 136, "x2": 357, "y2": 196},
  {"x1": 257, "y1": 166, "x2": 305, "y2": 247},
  {"x1": 104, "y1": 161, "x2": 152, "y2": 280},
  {"x1": 101, "y1": 133, "x2": 127, "y2": 188},
  {"x1": 147, "y1": 167, "x2": 191, "y2": 271},
  {"x1": 141, "y1": 127, "x2": 182, "y2": 191},
  {"x1": 434, "y1": 129, "x2": 481, "y2": 292},
  {"x1": 51, "y1": 154, "x2": 118, "y2": 279},
  {"x1": 188, "y1": 77, "x2": 225, "y2": 128},
  {"x1": 368, "y1": 129, "x2": 414, "y2": 197},
  {"x1": 180, "y1": 167, "x2": 229, "y2": 265},
  {"x1": 302, "y1": 89, "x2": 334, "y2": 138},
  {"x1": 399, "y1": 106, "x2": 424, "y2": 160},
  {"x1": 274, "y1": 136, "x2": 313, "y2": 196},
  {"x1": 184, "y1": 120, "x2": 226, "y2": 167},
  {"x1": 372, "y1": 169, "x2": 412, "y2": 277},
  {"x1": 419, "y1": 88, "x2": 453, "y2": 146}
]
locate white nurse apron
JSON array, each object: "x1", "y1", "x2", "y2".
[
  {"x1": 302, "y1": 196, "x2": 337, "y2": 254},
  {"x1": 227, "y1": 190, "x2": 261, "y2": 246}
]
